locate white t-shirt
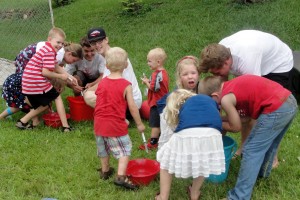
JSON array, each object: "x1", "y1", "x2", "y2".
[
  {"x1": 64, "y1": 53, "x2": 105, "y2": 80},
  {"x1": 36, "y1": 41, "x2": 65, "y2": 65},
  {"x1": 219, "y1": 30, "x2": 293, "y2": 76},
  {"x1": 103, "y1": 58, "x2": 142, "y2": 108}
]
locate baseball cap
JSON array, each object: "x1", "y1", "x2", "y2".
[{"x1": 87, "y1": 27, "x2": 106, "y2": 42}]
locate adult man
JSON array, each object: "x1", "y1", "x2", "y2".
[
  {"x1": 200, "y1": 30, "x2": 294, "y2": 88},
  {"x1": 83, "y1": 27, "x2": 142, "y2": 109},
  {"x1": 200, "y1": 30, "x2": 295, "y2": 167},
  {"x1": 65, "y1": 36, "x2": 105, "y2": 96}
]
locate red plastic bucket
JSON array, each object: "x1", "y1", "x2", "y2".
[
  {"x1": 42, "y1": 112, "x2": 70, "y2": 128},
  {"x1": 67, "y1": 96, "x2": 94, "y2": 121},
  {"x1": 126, "y1": 159, "x2": 160, "y2": 185}
]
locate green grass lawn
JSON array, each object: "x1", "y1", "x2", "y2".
[{"x1": 1, "y1": 0, "x2": 300, "y2": 199}]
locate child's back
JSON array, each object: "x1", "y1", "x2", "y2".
[{"x1": 94, "y1": 77, "x2": 131, "y2": 136}]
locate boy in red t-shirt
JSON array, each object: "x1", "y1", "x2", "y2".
[
  {"x1": 94, "y1": 47, "x2": 145, "y2": 190},
  {"x1": 199, "y1": 75, "x2": 297, "y2": 200},
  {"x1": 140, "y1": 48, "x2": 169, "y2": 150}
]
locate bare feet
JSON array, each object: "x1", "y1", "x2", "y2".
[
  {"x1": 187, "y1": 185, "x2": 201, "y2": 200},
  {"x1": 232, "y1": 148, "x2": 242, "y2": 160},
  {"x1": 32, "y1": 116, "x2": 40, "y2": 127},
  {"x1": 272, "y1": 156, "x2": 279, "y2": 168}
]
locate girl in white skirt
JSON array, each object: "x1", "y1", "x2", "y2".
[{"x1": 156, "y1": 89, "x2": 225, "y2": 200}]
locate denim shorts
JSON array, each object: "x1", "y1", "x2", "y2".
[{"x1": 95, "y1": 134, "x2": 132, "y2": 159}]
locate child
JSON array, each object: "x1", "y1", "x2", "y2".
[
  {"x1": 158, "y1": 55, "x2": 200, "y2": 149},
  {"x1": 15, "y1": 27, "x2": 75, "y2": 131},
  {"x1": 0, "y1": 42, "x2": 82, "y2": 122},
  {"x1": 94, "y1": 47, "x2": 145, "y2": 190},
  {"x1": 140, "y1": 47, "x2": 169, "y2": 150},
  {"x1": 199, "y1": 75, "x2": 298, "y2": 200},
  {"x1": 156, "y1": 89, "x2": 225, "y2": 200}
]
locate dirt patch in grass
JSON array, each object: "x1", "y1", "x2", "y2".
[{"x1": 0, "y1": 58, "x2": 15, "y2": 88}]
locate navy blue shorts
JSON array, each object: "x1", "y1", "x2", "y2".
[
  {"x1": 26, "y1": 87, "x2": 59, "y2": 109},
  {"x1": 149, "y1": 106, "x2": 160, "y2": 128}
]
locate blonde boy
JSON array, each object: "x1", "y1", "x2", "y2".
[
  {"x1": 94, "y1": 47, "x2": 145, "y2": 190},
  {"x1": 140, "y1": 48, "x2": 169, "y2": 150},
  {"x1": 16, "y1": 27, "x2": 74, "y2": 130}
]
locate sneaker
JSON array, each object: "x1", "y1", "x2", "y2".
[
  {"x1": 97, "y1": 167, "x2": 115, "y2": 180},
  {"x1": 114, "y1": 175, "x2": 139, "y2": 190},
  {"x1": 139, "y1": 141, "x2": 158, "y2": 150}
]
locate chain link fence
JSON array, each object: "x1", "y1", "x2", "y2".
[
  {"x1": 0, "y1": 0, "x2": 54, "y2": 87},
  {"x1": 0, "y1": 0, "x2": 54, "y2": 60}
]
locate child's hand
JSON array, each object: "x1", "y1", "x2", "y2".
[
  {"x1": 60, "y1": 73, "x2": 69, "y2": 81},
  {"x1": 67, "y1": 75, "x2": 79, "y2": 86},
  {"x1": 137, "y1": 123, "x2": 146, "y2": 133},
  {"x1": 141, "y1": 73, "x2": 149, "y2": 84},
  {"x1": 85, "y1": 82, "x2": 93, "y2": 89},
  {"x1": 72, "y1": 85, "x2": 84, "y2": 93}
]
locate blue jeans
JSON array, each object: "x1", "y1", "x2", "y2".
[{"x1": 227, "y1": 95, "x2": 298, "y2": 200}]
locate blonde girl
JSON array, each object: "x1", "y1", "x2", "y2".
[
  {"x1": 156, "y1": 89, "x2": 225, "y2": 200},
  {"x1": 157, "y1": 55, "x2": 200, "y2": 148}
]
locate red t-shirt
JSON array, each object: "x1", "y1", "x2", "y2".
[
  {"x1": 22, "y1": 42, "x2": 56, "y2": 94},
  {"x1": 94, "y1": 77, "x2": 131, "y2": 137},
  {"x1": 147, "y1": 69, "x2": 169, "y2": 108},
  {"x1": 222, "y1": 75, "x2": 291, "y2": 119}
]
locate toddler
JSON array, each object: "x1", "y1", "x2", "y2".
[
  {"x1": 140, "y1": 47, "x2": 169, "y2": 150},
  {"x1": 94, "y1": 47, "x2": 145, "y2": 190}
]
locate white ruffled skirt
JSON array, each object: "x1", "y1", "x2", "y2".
[
  {"x1": 157, "y1": 127, "x2": 225, "y2": 178},
  {"x1": 158, "y1": 110, "x2": 174, "y2": 150}
]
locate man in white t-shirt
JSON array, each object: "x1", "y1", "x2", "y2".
[
  {"x1": 83, "y1": 27, "x2": 142, "y2": 109},
  {"x1": 200, "y1": 30, "x2": 294, "y2": 89},
  {"x1": 65, "y1": 37, "x2": 106, "y2": 96}
]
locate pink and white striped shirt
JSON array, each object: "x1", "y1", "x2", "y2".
[{"x1": 22, "y1": 42, "x2": 57, "y2": 94}]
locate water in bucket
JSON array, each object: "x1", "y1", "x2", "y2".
[{"x1": 206, "y1": 135, "x2": 237, "y2": 183}]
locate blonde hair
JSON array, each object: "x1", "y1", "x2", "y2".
[
  {"x1": 50, "y1": 77, "x2": 66, "y2": 93},
  {"x1": 148, "y1": 47, "x2": 167, "y2": 64},
  {"x1": 199, "y1": 44, "x2": 231, "y2": 73},
  {"x1": 198, "y1": 76, "x2": 223, "y2": 96},
  {"x1": 64, "y1": 42, "x2": 83, "y2": 59},
  {"x1": 165, "y1": 89, "x2": 196, "y2": 129},
  {"x1": 106, "y1": 47, "x2": 128, "y2": 72},
  {"x1": 175, "y1": 55, "x2": 200, "y2": 89},
  {"x1": 48, "y1": 27, "x2": 66, "y2": 39}
]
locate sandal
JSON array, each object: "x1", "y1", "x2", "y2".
[
  {"x1": 26, "y1": 124, "x2": 37, "y2": 129},
  {"x1": 114, "y1": 175, "x2": 139, "y2": 190},
  {"x1": 16, "y1": 120, "x2": 29, "y2": 130},
  {"x1": 61, "y1": 126, "x2": 74, "y2": 132},
  {"x1": 97, "y1": 167, "x2": 115, "y2": 180}
]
